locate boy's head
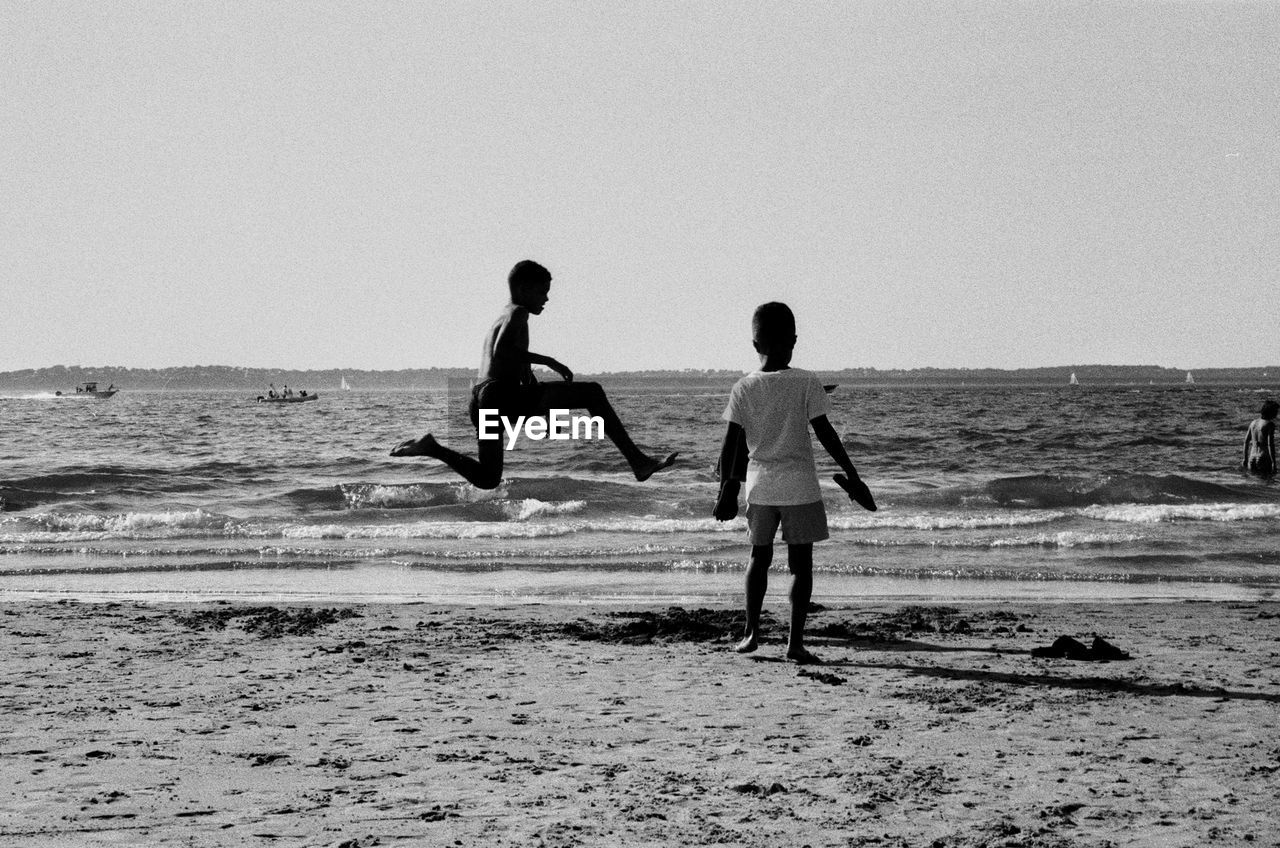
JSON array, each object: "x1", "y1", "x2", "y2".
[
  {"x1": 508, "y1": 260, "x2": 552, "y2": 313},
  {"x1": 1261, "y1": 400, "x2": 1279, "y2": 420},
  {"x1": 752, "y1": 302, "x2": 797, "y2": 355}
]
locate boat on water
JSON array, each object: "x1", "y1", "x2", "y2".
[
  {"x1": 1068, "y1": 372, "x2": 1079, "y2": 386},
  {"x1": 257, "y1": 393, "x2": 318, "y2": 404},
  {"x1": 56, "y1": 381, "x2": 117, "y2": 399},
  {"x1": 340, "y1": 376, "x2": 351, "y2": 391},
  {"x1": 1186, "y1": 371, "x2": 1195, "y2": 385}
]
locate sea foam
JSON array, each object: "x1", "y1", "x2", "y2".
[
  {"x1": 19, "y1": 509, "x2": 235, "y2": 533},
  {"x1": 281, "y1": 516, "x2": 742, "y2": 541},
  {"x1": 499, "y1": 499, "x2": 587, "y2": 521},
  {"x1": 1081, "y1": 503, "x2": 1280, "y2": 524},
  {"x1": 827, "y1": 511, "x2": 1067, "y2": 531}
]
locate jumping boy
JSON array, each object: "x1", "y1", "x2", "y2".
[
  {"x1": 1242, "y1": 399, "x2": 1277, "y2": 477},
  {"x1": 391, "y1": 260, "x2": 678, "y2": 488},
  {"x1": 714, "y1": 301, "x2": 876, "y2": 664}
]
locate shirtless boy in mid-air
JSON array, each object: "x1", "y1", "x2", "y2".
[{"x1": 390, "y1": 260, "x2": 678, "y2": 489}]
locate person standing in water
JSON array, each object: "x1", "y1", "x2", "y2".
[{"x1": 1243, "y1": 399, "x2": 1278, "y2": 477}]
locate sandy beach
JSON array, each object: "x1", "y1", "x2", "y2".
[{"x1": 2, "y1": 598, "x2": 1278, "y2": 847}]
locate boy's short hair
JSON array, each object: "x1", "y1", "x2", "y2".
[
  {"x1": 1261, "y1": 400, "x2": 1279, "y2": 420},
  {"x1": 509, "y1": 260, "x2": 551, "y2": 294},
  {"x1": 752, "y1": 302, "x2": 796, "y2": 344}
]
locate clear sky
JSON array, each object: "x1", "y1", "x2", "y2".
[{"x1": 3, "y1": 2, "x2": 1276, "y2": 373}]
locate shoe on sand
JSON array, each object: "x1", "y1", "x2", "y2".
[
  {"x1": 1032, "y1": 635, "x2": 1092, "y2": 660},
  {"x1": 1090, "y1": 636, "x2": 1130, "y2": 661}
]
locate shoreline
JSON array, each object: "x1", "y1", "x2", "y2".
[
  {"x1": 4, "y1": 598, "x2": 1278, "y2": 846},
  {"x1": 3, "y1": 563, "x2": 1277, "y2": 607}
]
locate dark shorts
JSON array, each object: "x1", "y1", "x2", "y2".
[
  {"x1": 746, "y1": 500, "x2": 829, "y2": 548},
  {"x1": 468, "y1": 379, "x2": 549, "y2": 429}
]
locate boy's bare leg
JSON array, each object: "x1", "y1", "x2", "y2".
[
  {"x1": 785, "y1": 544, "x2": 819, "y2": 664},
  {"x1": 734, "y1": 545, "x2": 772, "y2": 653},
  {"x1": 540, "y1": 381, "x2": 678, "y2": 480},
  {"x1": 389, "y1": 434, "x2": 504, "y2": 490}
]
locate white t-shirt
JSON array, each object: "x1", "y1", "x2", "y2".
[{"x1": 722, "y1": 368, "x2": 831, "y2": 506}]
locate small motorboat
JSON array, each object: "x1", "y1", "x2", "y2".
[
  {"x1": 56, "y1": 381, "x2": 118, "y2": 398},
  {"x1": 257, "y1": 392, "x2": 319, "y2": 404}
]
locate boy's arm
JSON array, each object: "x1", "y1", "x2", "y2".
[
  {"x1": 810, "y1": 415, "x2": 859, "y2": 478},
  {"x1": 713, "y1": 422, "x2": 745, "y2": 521},
  {"x1": 527, "y1": 352, "x2": 573, "y2": 381},
  {"x1": 812, "y1": 415, "x2": 877, "y2": 511}
]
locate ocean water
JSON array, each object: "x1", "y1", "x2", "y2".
[{"x1": 2, "y1": 381, "x2": 1277, "y2": 604}]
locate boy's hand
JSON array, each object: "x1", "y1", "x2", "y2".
[
  {"x1": 550, "y1": 360, "x2": 573, "y2": 381},
  {"x1": 713, "y1": 481, "x2": 740, "y2": 521},
  {"x1": 713, "y1": 492, "x2": 738, "y2": 521},
  {"x1": 835, "y1": 473, "x2": 877, "y2": 512}
]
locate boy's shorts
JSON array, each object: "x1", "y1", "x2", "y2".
[
  {"x1": 468, "y1": 379, "x2": 549, "y2": 429},
  {"x1": 746, "y1": 501, "x2": 829, "y2": 547}
]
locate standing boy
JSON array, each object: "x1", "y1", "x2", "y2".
[
  {"x1": 714, "y1": 302, "x2": 876, "y2": 664},
  {"x1": 391, "y1": 260, "x2": 678, "y2": 488}
]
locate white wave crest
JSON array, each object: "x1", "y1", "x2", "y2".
[
  {"x1": 500, "y1": 499, "x2": 587, "y2": 521},
  {"x1": 282, "y1": 516, "x2": 742, "y2": 541},
  {"x1": 26, "y1": 509, "x2": 233, "y2": 533},
  {"x1": 453, "y1": 481, "x2": 509, "y2": 502},
  {"x1": 1, "y1": 510, "x2": 242, "y2": 543},
  {"x1": 336, "y1": 489, "x2": 587, "y2": 520},
  {"x1": 343, "y1": 484, "x2": 440, "y2": 509},
  {"x1": 828, "y1": 511, "x2": 1066, "y2": 531},
  {"x1": 284, "y1": 521, "x2": 577, "y2": 540},
  {"x1": 341, "y1": 481, "x2": 512, "y2": 509},
  {"x1": 428, "y1": 541, "x2": 733, "y2": 559},
  {"x1": 988, "y1": 531, "x2": 1145, "y2": 548},
  {"x1": 1081, "y1": 503, "x2": 1280, "y2": 524}
]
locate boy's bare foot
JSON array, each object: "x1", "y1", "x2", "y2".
[
  {"x1": 733, "y1": 636, "x2": 758, "y2": 654},
  {"x1": 633, "y1": 452, "x2": 679, "y2": 482},
  {"x1": 835, "y1": 473, "x2": 877, "y2": 512},
  {"x1": 786, "y1": 647, "x2": 822, "y2": 665},
  {"x1": 390, "y1": 433, "x2": 441, "y2": 458}
]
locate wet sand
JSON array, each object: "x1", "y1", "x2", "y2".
[{"x1": 2, "y1": 599, "x2": 1278, "y2": 847}]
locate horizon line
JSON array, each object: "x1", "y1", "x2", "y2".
[{"x1": 3, "y1": 363, "x2": 1279, "y2": 374}]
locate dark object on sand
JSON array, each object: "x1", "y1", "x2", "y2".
[
  {"x1": 1032, "y1": 635, "x2": 1130, "y2": 661},
  {"x1": 1032, "y1": 636, "x2": 1092, "y2": 660},
  {"x1": 1090, "y1": 636, "x2": 1130, "y2": 661}
]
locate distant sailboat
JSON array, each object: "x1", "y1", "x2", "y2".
[
  {"x1": 1069, "y1": 372, "x2": 1079, "y2": 386},
  {"x1": 1185, "y1": 371, "x2": 1195, "y2": 385},
  {"x1": 340, "y1": 376, "x2": 351, "y2": 391}
]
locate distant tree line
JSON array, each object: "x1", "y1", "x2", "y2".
[
  {"x1": 0, "y1": 364, "x2": 1276, "y2": 391},
  {"x1": 0, "y1": 365, "x2": 475, "y2": 391}
]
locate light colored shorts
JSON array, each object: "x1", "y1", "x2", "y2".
[{"x1": 746, "y1": 500, "x2": 829, "y2": 547}]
